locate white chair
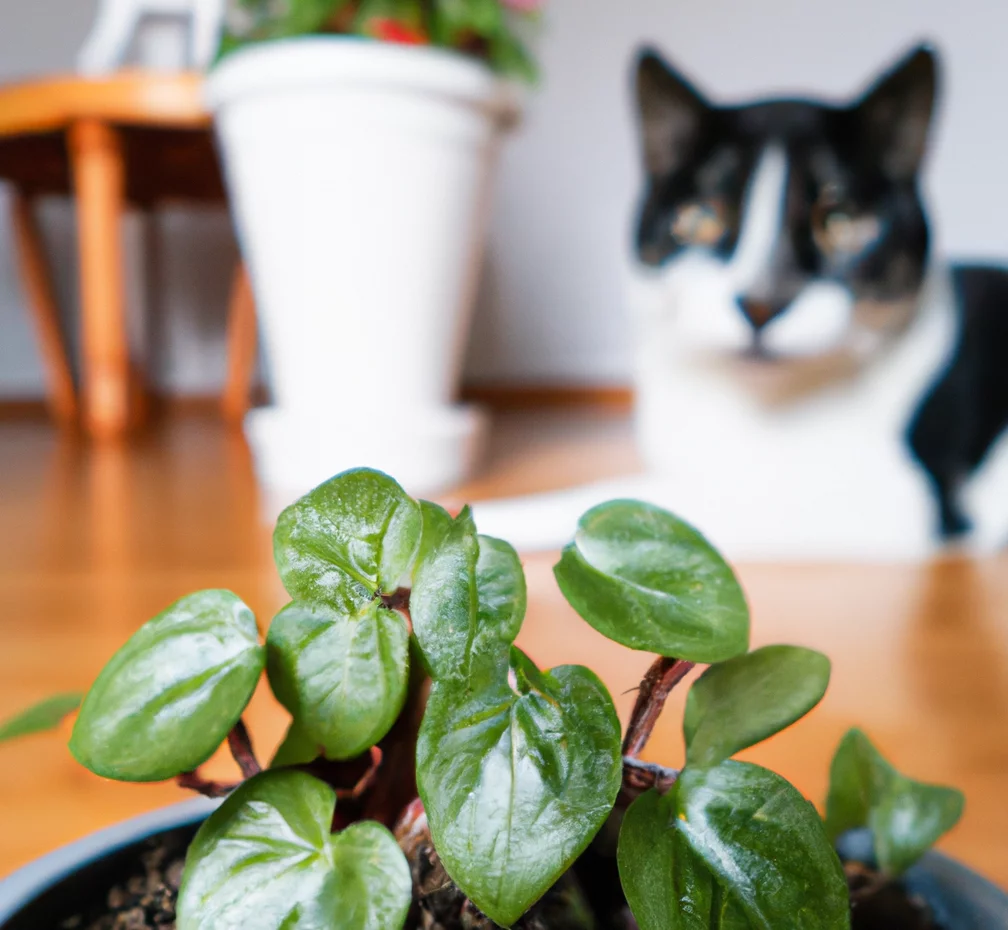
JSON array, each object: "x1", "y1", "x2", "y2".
[{"x1": 78, "y1": 0, "x2": 228, "y2": 74}]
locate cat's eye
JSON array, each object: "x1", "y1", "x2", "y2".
[
  {"x1": 670, "y1": 200, "x2": 727, "y2": 247},
  {"x1": 814, "y1": 208, "x2": 881, "y2": 257}
]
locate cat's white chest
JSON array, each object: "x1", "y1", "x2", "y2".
[
  {"x1": 471, "y1": 266, "x2": 1008, "y2": 558},
  {"x1": 626, "y1": 262, "x2": 1008, "y2": 559}
]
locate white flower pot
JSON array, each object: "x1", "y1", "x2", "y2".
[{"x1": 206, "y1": 37, "x2": 518, "y2": 499}]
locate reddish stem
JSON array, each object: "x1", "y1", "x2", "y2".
[
  {"x1": 335, "y1": 746, "x2": 383, "y2": 802},
  {"x1": 363, "y1": 666, "x2": 430, "y2": 828},
  {"x1": 622, "y1": 657, "x2": 695, "y2": 758},
  {"x1": 381, "y1": 588, "x2": 413, "y2": 633},
  {"x1": 176, "y1": 771, "x2": 239, "y2": 799},
  {"x1": 619, "y1": 757, "x2": 680, "y2": 806},
  {"x1": 228, "y1": 718, "x2": 262, "y2": 779}
]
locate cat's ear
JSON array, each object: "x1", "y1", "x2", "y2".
[
  {"x1": 855, "y1": 44, "x2": 938, "y2": 180},
  {"x1": 634, "y1": 48, "x2": 710, "y2": 177}
]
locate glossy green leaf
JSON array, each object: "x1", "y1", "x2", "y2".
[
  {"x1": 824, "y1": 729, "x2": 881, "y2": 842},
  {"x1": 418, "y1": 653, "x2": 622, "y2": 927},
  {"x1": 683, "y1": 645, "x2": 831, "y2": 767},
  {"x1": 70, "y1": 590, "x2": 264, "y2": 782},
  {"x1": 470, "y1": 536, "x2": 528, "y2": 675},
  {"x1": 267, "y1": 600, "x2": 409, "y2": 761},
  {"x1": 554, "y1": 501, "x2": 749, "y2": 663},
  {"x1": 410, "y1": 504, "x2": 526, "y2": 684},
  {"x1": 618, "y1": 789, "x2": 750, "y2": 930},
  {"x1": 410, "y1": 503, "x2": 481, "y2": 680},
  {"x1": 270, "y1": 718, "x2": 321, "y2": 769},
  {"x1": 675, "y1": 761, "x2": 849, "y2": 930},
  {"x1": 0, "y1": 693, "x2": 81, "y2": 744},
  {"x1": 273, "y1": 468, "x2": 422, "y2": 612},
  {"x1": 414, "y1": 514, "x2": 620, "y2": 926},
  {"x1": 825, "y1": 728, "x2": 964, "y2": 874},
  {"x1": 873, "y1": 777, "x2": 965, "y2": 875},
  {"x1": 177, "y1": 770, "x2": 411, "y2": 930}
]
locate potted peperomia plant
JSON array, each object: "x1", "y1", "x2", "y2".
[
  {"x1": 206, "y1": 2, "x2": 540, "y2": 500},
  {"x1": 0, "y1": 468, "x2": 1005, "y2": 929}
]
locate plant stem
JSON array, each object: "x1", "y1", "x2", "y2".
[
  {"x1": 335, "y1": 745, "x2": 383, "y2": 801},
  {"x1": 227, "y1": 719, "x2": 261, "y2": 780},
  {"x1": 845, "y1": 862, "x2": 896, "y2": 902},
  {"x1": 381, "y1": 587, "x2": 413, "y2": 634},
  {"x1": 620, "y1": 757, "x2": 679, "y2": 805},
  {"x1": 363, "y1": 659, "x2": 429, "y2": 828},
  {"x1": 621, "y1": 657, "x2": 695, "y2": 758},
  {"x1": 381, "y1": 587, "x2": 411, "y2": 612},
  {"x1": 175, "y1": 720, "x2": 260, "y2": 798},
  {"x1": 176, "y1": 771, "x2": 239, "y2": 799}
]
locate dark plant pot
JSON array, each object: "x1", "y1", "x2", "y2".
[
  {"x1": 0, "y1": 800, "x2": 217, "y2": 929},
  {"x1": 1, "y1": 803, "x2": 1006, "y2": 929},
  {"x1": 836, "y1": 830, "x2": 1008, "y2": 930}
]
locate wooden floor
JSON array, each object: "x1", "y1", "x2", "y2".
[{"x1": 1, "y1": 411, "x2": 1007, "y2": 888}]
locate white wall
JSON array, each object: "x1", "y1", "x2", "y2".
[{"x1": 2, "y1": 0, "x2": 1008, "y2": 396}]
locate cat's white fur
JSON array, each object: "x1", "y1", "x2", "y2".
[
  {"x1": 78, "y1": 0, "x2": 227, "y2": 74},
  {"x1": 473, "y1": 146, "x2": 1008, "y2": 559}
]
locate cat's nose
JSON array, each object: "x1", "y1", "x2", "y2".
[{"x1": 736, "y1": 296, "x2": 789, "y2": 331}]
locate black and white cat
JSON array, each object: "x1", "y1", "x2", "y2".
[{"x1": 473, "y1": 44, "x2": 1008, "y2": 559}]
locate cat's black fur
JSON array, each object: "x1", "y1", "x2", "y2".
[
  {"x1": 907, "y1": 265, "x2": 1008, "y2": 537},
  {"x1": 633, "y1": 44, "x2": 1008, "y2": 540}
]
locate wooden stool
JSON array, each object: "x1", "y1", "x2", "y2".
[{"x1": 0, "y1": 72, "x2": 257, "y2": 437}]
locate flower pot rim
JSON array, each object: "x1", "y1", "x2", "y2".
[
  {"x1": 205, "y1": 36, "x2": 521, "y2": 123},
  {"x1": 0, "y1": 798, "x2": 219, "y2": 925},
  {"x1": 1, "y1": 802, "x2": 1006, "y2": 928}
]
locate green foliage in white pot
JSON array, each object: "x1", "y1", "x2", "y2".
[{"x1": 219, "y1": 0, "x2": 544, "y2": 81}]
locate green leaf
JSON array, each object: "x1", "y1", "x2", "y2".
[
  {"x1": 411, "y1": 504, "x2": 526, "y2": 684},
  {"x1": 873, "y1": 777, "x2": 965, "y2": 875},
  {"x1": 273, "y1": 468, "x2": 422, "y2": 613},
  {"x1": 554, "y1": 501, "x2": 749, "y2": 663},
  {"x1": 70, "y1": 591, "x2": 264, "y2": 782},
  {"x1": 418, "y1": 654, "x2": 622, "y2": 927},
  {"x1": 825, "y1": 728, "x2": 964, "y2": 874},
  {"x1": 177, "y1": 770, "x2": 411, "y2": 930},
  {"x1": 469, "y1": 534, "x2": 528, "y2": 683},
  {"x1": 433, "y1": 0, "x2": 503, "y2": 35},
  {"x1": 413, "y1": 515, "x2": 620, "y2": 925},
  {"x1": 618, "y1": 789, "x2": 750, "y2": 930},
  {"x1": 410, "y1": 503, "x2": 480, "y2": 680},
  {"x1": 220, "y1": 0, "x2": 348, "y2": 48},
  {"x1": 270, "y1": 718, "x2": 321, "y2": 769},
  {"x1": 683, "y1": 645, "x2": 831, "y2": 767},
  {"x1": 823, "y1": 729, "x2": 880, "y2": 842},
  {"x1": 487, "y1": 27, "x2": 539, "y2": 82},
  {"x1": 618, "y1": 789, "x2": 708, "y2": 930},
  {"x1": 0, "y1": 693, "x2": 82, "y2": 744},
  {"x1": 673, "y1": 762, "x2": 849, "y2": 930},
  {"x1": 620, "y1": 770, "x2": 846, "y2": 930},
  {"x1": 266, "y1": 600, "x2": 409, "y2": 760}
]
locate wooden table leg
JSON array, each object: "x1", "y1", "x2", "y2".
[
  {"x1": 221, "y1": 262, "x2": 257, "y2": 422},
  {"x1": 69, "y1": 119, "x2": 131, "y2": 439},
  {"x1": 9, "y1": 190, "x2": 78, "y2": 426}
]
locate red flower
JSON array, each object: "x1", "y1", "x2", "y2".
[{"x1": 366, "y1": 17, "x2": 429, "y2": 46}]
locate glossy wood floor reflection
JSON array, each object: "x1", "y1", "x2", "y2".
[{"x1": 1, "y1": 412, "x2": 1007, "y2": 888}]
